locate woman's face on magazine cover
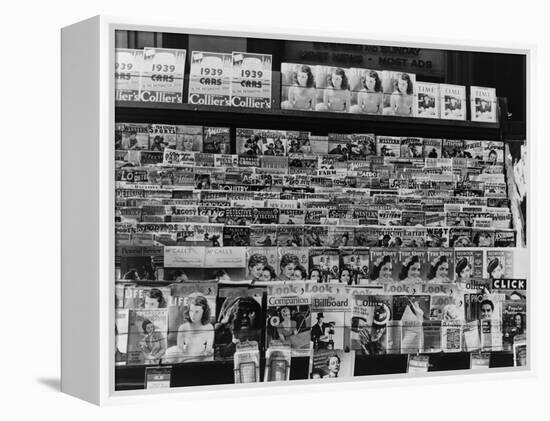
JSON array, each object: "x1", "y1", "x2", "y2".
[
  {"x1": 292, "y1": 269, "x2": 304, "y2": 281},
  {"x1": 365, "y1": 75, "x2": 376, "y2": 91},
  {"x1": 145, "y1": 322, "x2": 155, "y2": 334},
  {"x1": 282, "y1": 262, "x2": 296, "y2": 278},
  {"x1": 408, "y1": 262, "x2": 421, "y2": 279},
  {"x1": 249, "y1": 263, "x2": 264, "y2": 280},
  {"x1": 380, "y1": 262, "x2": 393, "y2": 280},
  {"x1": 332, "y1": 72, "x2": 343, "y2": 89},
  {"x1": 459, "y1": 265, "x2": 471, "y2": 280},
  {"x1": 310, "y1": 270, "x2": 321, "y2": 282},
  {"x1": 340, "y1": 270, "x2": 351, "y2": 283},
  {"x1": 188, "y1": 304, "x2": 204, "y2": 324},
  {"x1": 145, "y1": 296, "x2": 160, "y2": 309},
  {"x1": 398, "y1": 77, "x2": 408, "y2": 94},
  {"x1": 182, "y1": 136, "x2": 194, "y2": 151},
  {"x1": 260, "y1": 269, "x2": 273, "y2": 282},
  {"x1": 491, "y1": 265, "x2": 503, "y2": 279},
  {"x1": 297, "y1": 70, "x2": 308, "y2": 87},
  {"x1": 436, "y1": 262, "x2": 449, "y2": 278}
]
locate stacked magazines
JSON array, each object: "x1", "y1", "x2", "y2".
[{"x1": 114, "y1": 124, "x2": 526, "y2": 382}]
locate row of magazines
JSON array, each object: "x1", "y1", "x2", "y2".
[
  {"x1": 116, "y1": 123, "x2": 504, "y2": 160},
  {"x1": 116, "y1": 246, "x2": 527, "y2": 284},
  {"x1": 115, "y1": 279, "x2": 528, "y2": 379},
  {"x1": 115, "y1": 48, "x2": 497, "y2": 122}
]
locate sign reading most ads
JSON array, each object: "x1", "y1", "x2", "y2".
[{"x1": 282, "y1": 42, "x2": 446, "y2": 77}]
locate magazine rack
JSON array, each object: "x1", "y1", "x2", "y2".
[{"x1": 61, "y1": 16, "x2": 530, "y2": 405}]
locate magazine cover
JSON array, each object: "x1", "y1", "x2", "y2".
[
  {"x1": 163, "y1": 282, "x2": 217, "y2": 363},
  {"x1": 393, "y1": 295, "x2": 430, "y2": 353},
  {"x1": 115, "y1": 48, "x2": 143, "y2": 102},
  {"x1": 494, "y1": 229, "x2": 517, "y2": 247},
  {"x1": 127, "y1": 308, "x2": 169, "y2": 365},
  {"x1": 280, "y1": 63, "x2": 317, "y2": 111},
  {"x1": 234, "y1": 341, "x2": 260, "y2": 383},
  {"x1": 482, "y1": 140, "x2": 505, "y2": 163},
  {"x1": 266, "y1": 282, "x2": 312, "y2": 356},
  {"x1": 163, "y1": 246, "x2": 205, "y2": 268},
  {"x1": 278, "y1": 208, "x2": 306, "y2": 225},
  {"x1": 203, "y1": 127, "x2": 231, "y2": 154},
  {"x1": 163, "y1": 149, "x2": 195, "y2": 167},
  {"x1": 423, "y1": 320, "x2": 442, "y2": 353},
  {"x1": 440, "y1": 84, "x2": 467, "y2": 120},
  {"x1": 442, "y1": 139, "x2": 465, "y2": 158},
  {"x1": 502, "y1": 300, "x2": 526, "y2": 351},
  {"x1": 176, "y1": 125, "x2": 203, "y2": 152},
  {"x1": 400, "y1": 137, "x2": 424, "y2": 158},
  {"x1": 188, "y1": 51, "x2": 232, "y2": 107},
  {"x1": 258, "y1": 130, "x2": 288, "y2": 156},
  {"x1": 350, "y1": 293, "x2": 393, "y2": 355},
  {"x1": 277, "y1": 247, "x2": 309, "y2": 281},
  {"x1": 454, "y1": 248, "x2": 484, "y2": 282},
  {"x1": 214, "y1": 153, "x2": 239, "y2": 168},
  {"x1": 349, "y1": 68, "x2": 384, "y2": 115},
  {"x1": 376, "y1": 136, "x2": 401, "y2": 157},
  {"x1": 422, "y1": 138, "x2": 443, "y2": 158},
  {"x1": 470, "y1": 86, "x2": 497, "y2": 122},
  {"x1": 304, "y1": 225, "x2": 329, "y2": 248},
  {"x1": 513, "y1": 335, "x2": 527, "y2": 367},
  {"x1": 465, "y1": 292, "x2": 505, "y2": 323},
  {"x1": 140, "y1": 48, "x2": 186, "y2": 103},
  {"x1": 264, "y1": 340, "x2": 292, "y2": 381},
  {"x1": 223, "y1": 226, "x2": 251, "y2": 247},
  {"x1": 340, "y1": 248, "x2": 370, "y2": 285},
  {"x1": 204, "y1": 247, "x2": 247, "y2": 269},
  {"x1": 309, "y1": 349, "x2": 355, "y2": 379},
  {"x1": 214, "y1": 285, "x2": 264, "y2": 359},
  {"x1": 117, "y1": 123, "x2": 150, "y2": 150},
  {"x1": 145, "y1": 366, "x2": 172, "y2": 389},
  {"x1": 246, "y1": 246, "x2": 279, "y2": 282},
  {"x1": 249, "y1": 224, "x2": 278, "y2": 247},
  {"x1": 231, "y1": 52, "x2": 272, "y2": 108},
  {"x1": 277, "y1": 225, "x2": 305, "y2": 247},
  {"x1": 402, "y1": 227, "x2": 427, "y2": 248},
  {"x1": 310, "y1": 292, "x2": 351, "y2": 351},
  {"x1": 327, "y1": 225, "x2": 355, "y2": 248},
  {"x1": 463, "y1": 140, "x2": 485, "y2": 160},
  {"x1": 426, "y1": 249, "x2": 454, "y2": 283},
  {"x1": 382, "y1": 71, "x2": 416, "y2": 116},
  {"x1": 147, "y1": 123, "x2": 177, "y2": 151},
  {"x1": 369, "y1": 249, "x2": 399, "y2": 283},
  {"x1": 374, "y1": 227, "x2": 405, "y2": 248},
  {"x1": 327, "y1": 133, "x2": 353, "y2": 161},
  {"x1": 314, "y1": 66, "x2": 352, "y2": 113},
  {"x1": 396, "y1": 249, "x2": 428, "y2": 283},
  {"x1": 308, "y1": 248, "x2": 340, "y2": 283},
  {"x1": 483, "y1": 248, "x2": 514, "y2": 279},
  {"x1": 449, "y1": 227, "x2": 473, "y2": 247},
  {"x1": 115, "y1": 308, "x2": 129, "y2": 365},
  {"x1": 236, "y1": 128, "x2": 263, "y2": 156},
  {"x1": 480, "y1": 318, "x2": 503, "y2": 352},
  {"x1": 123, "y1": 286, "x2": 172, "y2": 309},
  {"x1": 441, "y1": 320, "x2": 463, "y2": 353},
  {"x1": 413, "y1": 82, "x2": 440, "y2": 118}
]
